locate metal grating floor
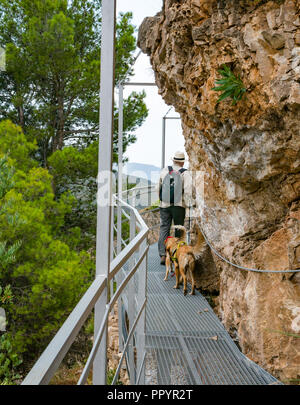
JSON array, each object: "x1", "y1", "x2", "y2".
[{"x1": 144, "y1": 243, "x2": 281, "y2": 385}]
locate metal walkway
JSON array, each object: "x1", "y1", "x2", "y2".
[{"x1": 144, "y1": 243, "x2": 280, "y2": 385}]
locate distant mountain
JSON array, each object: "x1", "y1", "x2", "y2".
[{"x1": 123, "y1": 162, "x2": 160, "y2": 184}]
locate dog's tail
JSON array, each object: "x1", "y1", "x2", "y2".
[
  {"x1": 182, "y1": 251, "x2": 196, "y2": 273},
  {"x1": 172, "y1": 225, "x2": 187, "y2": 241}
]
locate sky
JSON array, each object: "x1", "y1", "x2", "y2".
[{"x1": 116, "y1": 0, "x2": 186, "y2": 169}]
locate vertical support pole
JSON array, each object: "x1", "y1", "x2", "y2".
[
  {"x1": 117, "y1": 83, "x2": 123, "y2": 255},
  {"x1": 117, "y1": 84, "x2": 124, "y2": 350},
  {"x1": 132, "y1": 191, "x2": 136, "y2": 208},
  {"x1": 136, "y1": 238, "x2": 148, "y2": 385},
  {"x1": 161, "y1": 117, "x2": 166, "y2": 169},
  {"x1": 117, "y1": 234, "x2": 124, "y2": 352},
  {"x1": 110, "y1": 199, "x2": 115, "y2": 261},
  {"x1": 148, "y1": 181, "x2": 152, "y2": 208},
  {"x1": 147, "y1": 181, "x2": 150, "y2": 208},
  {"x1": 93, "y1": 0, "x2": 116, "y2": 385},
  {"x1": 127, "y1": 210, "x2": 136, "y2": 384},
  {"x1": 110, "y1": 201, "x2": 115, "y2": 315}
]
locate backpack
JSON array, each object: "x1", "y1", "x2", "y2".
[{"x1": 159, "y1": 166, "x2": 186, "y2": 204}]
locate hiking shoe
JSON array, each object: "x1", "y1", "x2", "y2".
[{"x1": 160, "y1": 256, "x2": 166, "y2": 265}]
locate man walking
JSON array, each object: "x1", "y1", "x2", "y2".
[{"x1": 158, "y1": 151, "x2": 189, "y2": 265}]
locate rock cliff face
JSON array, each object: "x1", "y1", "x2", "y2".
[{"x1": 138, "y1": 0, "x2": 300, "y2": 382}]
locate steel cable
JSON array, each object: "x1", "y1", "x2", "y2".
[{"x1": 195, "y1": 219, "x2": 300, "y2": 274}]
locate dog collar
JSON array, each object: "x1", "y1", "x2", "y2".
[
  {"x1": 177, "y1": 241, "x2": 186, "y2": 249},
  {"x1": 164, "y1": 236, "x2": 174, "y2": 244},
  {"x1": 171, "y1": 241, "x2": 187, "y2": 262}
]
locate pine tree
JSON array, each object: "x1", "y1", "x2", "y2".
[
  {"x1": 0, "y1": 0, "x2": 148, "y2": 166},
  {"x1": 0, "y1": 120, "x2": 94, "y2": 360}
]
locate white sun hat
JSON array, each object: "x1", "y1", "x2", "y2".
[{"x1": 173, "y1": 151, "x2": 185, "y2": 162}]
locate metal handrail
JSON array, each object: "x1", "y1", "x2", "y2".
[
  {"x1": 120, "y1": 208, "x2": 131, "y2": 221},
  {"x1": 78, "y1": 246, "x2": 148, "y2": 385},
  {"x1": 21, "y1": 275, "x2": 107, "y2": 385},
  {"x1": 121, "y1": 185, "x2": 156, "y2": 195},
  {"x1": 115, "y1": 196, "x2": 148, "y2": 230},
  {"x1": 136, "y1": 352, "x2": 147, "y2": 384},
  {"x1": 22, "y1": 194, "x2": 149, "y2": 385},
  {"x1": 127, "y1": 190, "x2": 158, "y2": 199},
  {"x1": 109, "y1": 228, "x2": 148, "y2": 280},
  {"x1": 111, "y1": 298, "x2": 147, "y2": 385},
  {"x1": 127, "y1": 189, "x2": 157, "y2": 197},
  {"x1": 113, "y1": 223, "x2": 128, "y2": 247}
]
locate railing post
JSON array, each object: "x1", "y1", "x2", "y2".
[
  {"x1": 127, "y1": 209, "x2": 136, "y2": 384},
  {"x1": 116, "y1": 83, "x2": 123, "y2": 335},
  {"x1": 132, "y1": 191, "x2": 136, "y2": 208},
  {"x1": 94, "y1": 0, "x2": 116, "y2": 385},
  {"x1": 161, "y1": 117, "x2": 166, "y2": 169},
  {"x1": 147, "y1": 182, "x2": 151, "y2": 208},
  {"x1": 136, "y1": 237, "x2": 148, "y2": 385},
  {"x1": 110, "y1": 202, "x2": 115, "y2": 315},
  {"x1": 117, "y1": 83, "x2": 123, "y2": 255},
  {"x1": 117, "y1": 204, "x2": 124, "y2": 352}
]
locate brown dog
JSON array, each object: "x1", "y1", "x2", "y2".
[
  {"x1": 173, "y1": 224, "x2": 206, "y2": 296},
  {"x1": 163, "y1": 225, "x2": 187, "y2": 281}
]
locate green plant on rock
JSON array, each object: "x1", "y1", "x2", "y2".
[
  {"x1": 212, "y1": 64, "x2": 246, "y2": 105},
  {"x1": 107, "y1": 368, "x2": 123, "y2": 385},
  {"x1": 267, "y1": 329, "x2": 300, "y2": 339},
  {"x1": 147, "y1": 199, "x2": 160, "y2": 211}
]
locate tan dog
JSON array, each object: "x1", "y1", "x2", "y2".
[
  {"x1": 173, "y1": 224, "x2": 206, "y2": 296},
  {"x1": 163, "y1": 225, "x2": 187, "y2": 281}
]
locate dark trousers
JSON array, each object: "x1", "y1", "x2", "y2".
[{"x1": 158, "y1": 206, "x2": 186, "y2": 257}]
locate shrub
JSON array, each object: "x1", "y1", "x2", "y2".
[
  {"x1": 0, "y1": 286, "x2": 23, "y2": 385},
  {"x1": 0, "y1": 120, "x2": 94, "y2": 365}
]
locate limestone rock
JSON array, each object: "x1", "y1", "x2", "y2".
[
  {"x1": 139, "y1": 0, "x2": 300, "y2": 384},
  {"x1": 262, "y1": 31, "x2": 286, "y2": 49},
  {"x1": 295, "y1": 33, "x2": 300, "y2": 45},
  {"x1": 192, "y1": 18, "x2": 212, "y2": 43}
]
